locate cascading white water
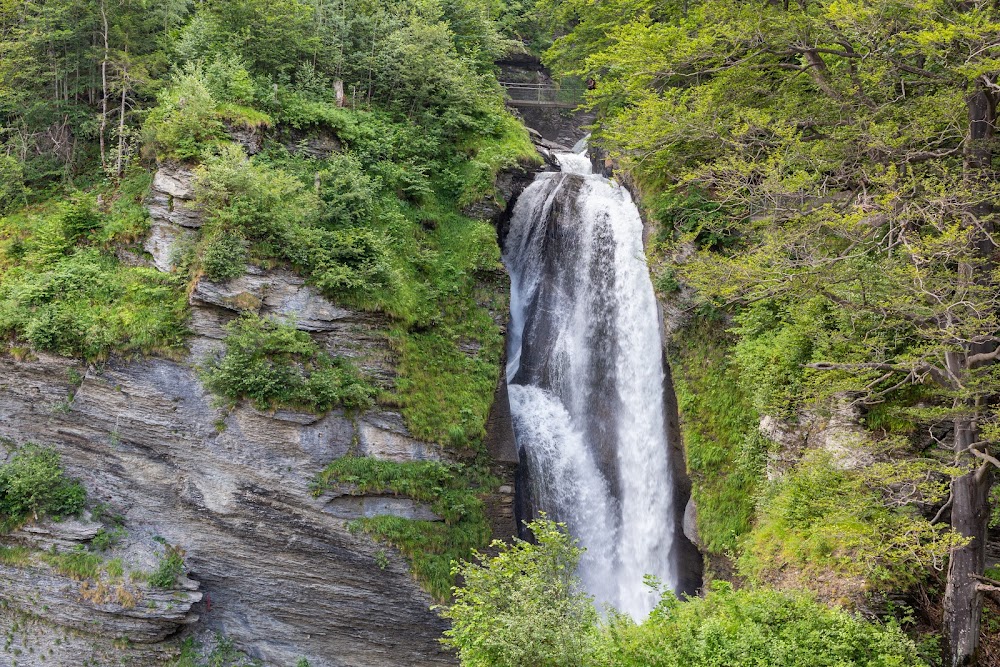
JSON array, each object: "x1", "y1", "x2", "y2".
[{"x1": 504, "y1": 148, "x2": 676, "y2": 619}]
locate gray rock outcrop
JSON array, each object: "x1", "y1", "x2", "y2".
[{"x1": 0, "y1": 162, "x2": 520, "y2": 667}]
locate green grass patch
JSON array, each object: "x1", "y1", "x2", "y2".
[
  {"x1": 41, "y1": 546, "x2": 102, "y2": 580},
  {"x1": 739, "y1": 452, "x2": 959, "y2": 594},
  {"x1": 456, "y1": 113, "x2": 541, "y2": 208},
  {"x1": 669, "y1": 320, "x2": 768, "y2": 553},
  {"x1": 202, "y1": 315, "x2": 375, "y2": 413},
  {"x1": 0, "y1": 545, "x2": 31, "y2": 566},
  {"x1": 313, "y1": 456, "x2": 495, "y2": 601}
]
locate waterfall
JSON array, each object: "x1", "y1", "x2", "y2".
[{"x1": 504, "y1": 148, "x2": 676, "y2": 619}]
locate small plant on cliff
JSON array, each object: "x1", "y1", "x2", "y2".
[
  {"x1": 0, "y1": 444, "x2": 86, "y2": 532},
  {"x1": 201, "y1": 314, "x2": 374, "y2": 414},
  {"x1": 149, "y1": 541, "x2": 186, "y2": 589}
]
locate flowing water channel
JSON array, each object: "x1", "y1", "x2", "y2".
[{"x1": 504, "y1": 146, "x2": 677, "y2": 619}]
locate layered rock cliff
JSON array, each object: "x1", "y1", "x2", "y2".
[{"x1": 0, "y1": 162, "x2": 527, "y2": 667}]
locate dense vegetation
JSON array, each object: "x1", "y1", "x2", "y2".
[
  {"x1": 524, "y1": 0, "x2": 1000, "y2": 663},
  {"x1": 0, "y1": 0, "x2": 543, "y2": 617},
  {"x1": 202, "y1": 315, "x2": 374, "y2": 413},
  {"x1": 0, "y1": 444, "x2": 85, "y2": 532},
  {"x1": 443, "y1": 518, "x2": 926, "y2": 667},
  {"x1": 0, "y1": 0, "x2": 537, "y2": 448}
]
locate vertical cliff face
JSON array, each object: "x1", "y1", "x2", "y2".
[{"x1": 0, "y1": 164, "x2": 524, "y2": 667}]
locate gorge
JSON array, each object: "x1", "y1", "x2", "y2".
[{"x1": 504, "y1": 147, "x2": 694, "y2": 616}]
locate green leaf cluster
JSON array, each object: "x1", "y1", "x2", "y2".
[
  {"x1": 440, "y1": 517, "x2": 599, "y2": 667},
  {"x1": 202, "y1": 315, "x2": 375, "y2": 414},
  {"x1": 442, "y1": 518, "x2": 925, "y2": 667},
  {"x1": 0, "y1": 444, "x2": 86, "y2": 532}
]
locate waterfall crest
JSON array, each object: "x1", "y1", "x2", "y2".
[{"x1": 504, "y1": 149, "x2": 676, "y2": 619}]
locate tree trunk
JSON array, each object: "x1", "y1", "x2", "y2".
[
  {"x1": 115, "y1": 46, "x2": 128, "y2": 178},
  {"x1": 941, "y1": 83, "x2": 998, "y2": 667},
  {"x1": 943, "y1": 409, "x2": 992, "y2": 666},
  {"x1": 99, "y1": 0, "x2": 109, "y2": 171}
]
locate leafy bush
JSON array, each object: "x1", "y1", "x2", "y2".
[
  {"x1": 201, "y1": 229, "x2": 248, "y2": 282},
  {"x1": 739, "y1": 452, "x2": 959, "y2": 593},
  {"x1": 143, "y1": 67, "x2": 225, "y2": 161},
  {"x1": 202, "y1": 315, "x2": 374, "y2": 413},
  {"x1": 0, "y1": 444, "x2": 86, "y2": 531},
  {"x1": 0, "y1": 248, "x2": 188, "y2": 360},
  {"x1": 150, "y1": 542, "x2": 186, "y2": 589},
  {"x1": 313, "y1": 456, "x2": 494, "y2": 600},
  {"x1": 59, "y1": 197, "x2": 102, "y2": 242},
  {"x1": 0, "y1": 155, "x2": 26, "y2": 214},
  {"x1": 440, "y1": 517, "x2": 599, "y2": 667},
  {"x1": 594, "y1": 583, "x2": 924, "y2": 667}
]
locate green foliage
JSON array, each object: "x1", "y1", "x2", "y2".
[
  {"x1": 143, "y1": 67, "x2": 226, "y2": 162},
  {"x1": 439, "y1": 517, "x2": 599, "y2": 667},
  {"x1": 0, "y1": 154, "x2": 26, "y2": 214},
  {"x1": 444, "y1": 522, "x2": 924, "y2": 667},
  {"x1": 201, "y1": 230, "x2": 248, "y2": 282},
  {"x1": 0, "y1": 197, "x2": 188, "y2": 360},
  {"x1": 149, "y1": 543, "x2": 186, "y2": 589},
  {"x1": 0, "y1": 444, "x2": 85, "y2": 532},
  {"x1": 740, "y1": 452, "x2": 959, "y2": 593},
  {"x1": 41, "y1": 545, "x2": 102, "y2": 580},
  {"x1": 0, "y1": 544, "x2": 31, "y2": 566},
  {"x1": 170, "y1": 634, "x2": 260, "y2": 667},
  {"x1": 313, "y1": 456, "x2": 494, "y2": 600},
  {"x1": 670, "y1": 323, "x2": 768, "y2": 553},
  {"x1": 202, "y1": 315, "x2": 374, "y2": 413},
  {"x1": 91, "y1": 525, "x2": 126, "y2": 552},
  {"x1": 594, "y1": 582, "x2": 924, "y2": 667},
  {"x1": 0, "y1": 247, "x2": 188, "y2": 360},
  {"x1": 456, "y1": 113, "x2": 542, "y2": 208}
]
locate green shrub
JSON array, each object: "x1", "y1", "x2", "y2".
[
  {"x1": 59, "y1": 198, "x2": 102, "y2": 242},
  {"x1": 202, "y1": 315, "x2": 374, "y2": 413},
  {"x1": 149, "y1": 542, "x2": 186, "y2": 589},
  {"x1": 143, "y1": 66, "x2": 225, "y2": 161},
  {"x1": 440, "y1": 517, "x2": 599, "y2": 667},
  {"x1": 594, "y1": 583, "x2": 923, "y2": 667},
  {"x1": 313, "y1": 456, "x2": 494, "y2": 600},
  {"x1": 41, "y1": 545, "x2": 102, "y2": 580},
  {"x1": 739, "y1": 452, "x2": 959, "y2": 593},
  {"x1": 0, "y1": 155, "x2": 27, "y2": 214},
  {"x1": 0, "y1": 248, "x2": 188, "y2": 360},
  {"x1": 0, "y1": 444, "x2": 86, "y2": 532},
  {"x1": 201, "y1": 230, "x2": 248, "y2": 282}
]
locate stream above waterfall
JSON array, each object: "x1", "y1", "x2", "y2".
[{"x1": 504, "y1": 147, "x2": 678, "y2": 619}]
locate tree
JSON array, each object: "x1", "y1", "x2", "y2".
[
  {"x1": 539, "y1": 1, "x2": 1000, "y2": 664},
  {"x1": 438, "y1": 517, "x2": 598, "y2": 667}
]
